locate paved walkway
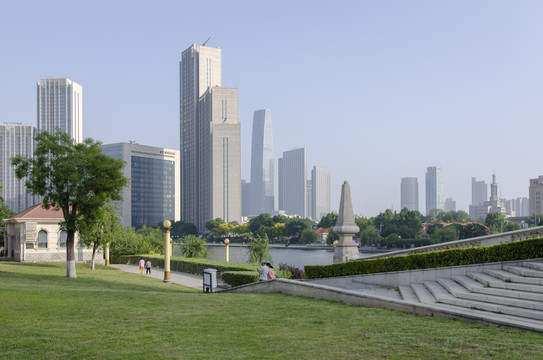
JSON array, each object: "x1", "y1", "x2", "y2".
[{"x1": 110, "y1": 264, "x2": 224, "y2": 290}]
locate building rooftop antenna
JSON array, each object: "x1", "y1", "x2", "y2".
[{"x1": 202, "y1": 37, "x2": 211, "y2": 46}]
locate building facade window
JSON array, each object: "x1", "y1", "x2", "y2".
[
  {"x1": 38, "y1": 230, "x2": 48, "y2": 248},
  {"x1": 59, "y1": 231, "x2": 67, "y2": 247}
]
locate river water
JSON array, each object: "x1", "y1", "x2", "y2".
[{"x1": 174, "y1": 245, "x2": 383, "y2": 269}]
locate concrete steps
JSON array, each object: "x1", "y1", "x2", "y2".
[{"x1": 399, "y1": 260, "x2": 543, "y2": 329}]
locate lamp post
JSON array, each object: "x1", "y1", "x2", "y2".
[
  {"x1": 104, "y1": 243, "x2": 110, "y2": 266},
  {"x1": 224, "y1": 238, "x2": 230, "y2": 262},
  {"x1": 163, "y1": 220, "x2": 172, "y2": 283}
]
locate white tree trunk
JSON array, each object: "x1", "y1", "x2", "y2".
[
  {"x1": 66, "y1": 231, "x2": 77, "y2": 278},
  {"x1": 91, "y1": 246, "x2": 96, "y2": 270}
]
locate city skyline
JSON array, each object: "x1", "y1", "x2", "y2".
[{"x1": 2, "y1": 2, "x2": 543, "y2": 216}]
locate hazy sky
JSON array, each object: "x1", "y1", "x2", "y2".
[{"x1": 1, "y1": 1, "x2": 542, "y2": 216}]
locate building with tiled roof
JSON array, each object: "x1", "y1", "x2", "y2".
[{"x1": 2, "y1": 203, "x2": 100, "y2": 263}]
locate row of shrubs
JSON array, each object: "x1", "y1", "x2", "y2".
[
  {"x1": 119, "y1": 255, "x2": 304, "y2": 286},
  {"x1": 119, "y1": 255, "x2": 257, "y2": 276},
  {"x1": 305, "y1": 237, "x2": 543, "y2": 279}
]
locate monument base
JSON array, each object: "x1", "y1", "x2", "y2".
[{"x1": 333, "y1": 243, "x2": 359, "y2": 263}]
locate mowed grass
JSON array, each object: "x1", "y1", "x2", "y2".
[{"x1": 1, "y1": 264, "x2": 542, "y2": 360}]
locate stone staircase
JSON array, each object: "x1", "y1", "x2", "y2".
[{"x1": 393, "y1": 260, "x2": 543, "y2": 330}]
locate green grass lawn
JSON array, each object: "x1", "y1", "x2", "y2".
[{"x1": 1, "y1": 263, "x2": 542, "y2": 360}]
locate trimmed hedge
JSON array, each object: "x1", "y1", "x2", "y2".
[
  {"x1": 305, "y1": 237, "x2": 543, "y2": 279},
  {"x1": 118, "y1": 255, "x2": 259, "y2": 286},
  {"x1": 221, "y1": 271, "x2": 260, "y2": 287}
]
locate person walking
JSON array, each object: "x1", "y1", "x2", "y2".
[
  {"x1": 145, "y1": 260, "x2": 152, "y2": 275},
  {"x1": 266, "y1": 262, "x2": 276, "y2": 280},
  {"x1": 138, "y1": 259, "x2": 145, "y2": 274},
  {"x1": 258, "y1": 261, "x2": 269, "y2": 281}
]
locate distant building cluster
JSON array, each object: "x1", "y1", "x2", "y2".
[
  {"x1": 400, "y1": 167, "x2": 533, "y2": 222},
  {"x1": 2, "y1": 43, "x2": 541, "y2": 234}
]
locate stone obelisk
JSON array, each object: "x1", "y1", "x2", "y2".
[{"x1": 333, "y1": 181, "x2": 360, "y2": 263}]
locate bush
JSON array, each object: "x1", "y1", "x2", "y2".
[
  {"x1": 304, "y1": 237, "x2": 543, "y2": 279},
  {"x1": 279, "y1": 263, "x2": 305, "y2": 279},
  {"x1": 118, "y1": 255, "x2": 257, "y2": 275},
  {"x1": 179, "y1": 235, "x2": 209, "y2": 258},
  {"x1": 221, "y1": 271, "x2": 259, "y2": 287}
]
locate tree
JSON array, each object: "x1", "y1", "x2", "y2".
[
  {"x1": 248, "y1": 213, "x2": 274, "y2": 234},
  {"x1": 12, "y1": 131, "x2": 127, "y2": 278},
  {"x1": 170, "y1": 221, "x2": 197, "y2": 240},
  {"x1": 300, "y1": 228, "x2": 318, "y2": 244},
  {"x1": 0, "y1": 187, "x2": 16, "y2": 254},
  {"x1": 359, "y1": 227, "x2": 381, "y2": 246},
  {"x1": 317, "y1": 213, "x2": 337, "y2": 229},
  {"x1": 205, "y1": 218, "x2": 224, "y2": 237},
  {"x1": 431, "y1": 225, "x2": 457, "y2": 243},
  {"x1": 179, "y1": 235, "x2": 209, "y2": 258},
  {"x1": 79, "y1": 202, "x2": 122, "y2": 270},
  {"x1": 285, "y1": 218, "x2": 314, "y2": 238},
  {"x1": 247, "y1": 234, "x2": 271, "y2": 264}
]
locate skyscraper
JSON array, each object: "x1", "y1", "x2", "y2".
[
  {"x1": 311, "y1": 166, "x2": 330, "y2": 221},
  {"x1": 425, "y1": 166, "x2": 444, "y2": 215},
  {"x1": 180, "y1": 44, "x2": 240, "y2": 230},
  {"x1": 444, "y1": 198, "x2": 456, "y2": 212},
  {"x1": 278, "y1": 148, "x2": 307, "y2": 218},
  {"x1": 471, "y1": 177, "x2": 488, "y2": 206},
  {"x1": 248, "y1": 109, "x2": 274, "y2": 216},
  {"x1": 37, "y1": 78, "x2": 82, "y2": 143},
  {"x1": 0, "y1": 123, "x2": 39, "y2": 212},
  {"x1": 101, "y1": 142, "x2": 180, "y2": 228},
  {"x1": 400, "y1": 177, "x2": 418, "y2": 212},
  {"x1": 198, "y1": 86, "x2": 241, "y2": 229},
  {"x1": 529, "y1": 176, "x2": 543, "y2": 216}
]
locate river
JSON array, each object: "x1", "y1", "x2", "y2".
[{"x1": 174, "y1": 244, "x2": 385, "y2": 269}]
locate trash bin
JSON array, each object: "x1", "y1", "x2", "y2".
[{"x1": 203, "y1": 268, "x2": 217, "y2": 293}]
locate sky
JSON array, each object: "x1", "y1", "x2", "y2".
[{"x1": 1, "y1": 1, "x2": 542, "y2": 217}]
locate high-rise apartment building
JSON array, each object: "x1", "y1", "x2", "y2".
[
  {"x1": 248, "y1": 109, "x2": 274, "y2": 216},
  {"x1": 180, "y1": 44, "x2": 240, "y2": 230},
  {"x1": 0, "y1": 123, "x2": 39, "y2": 212},
  {"x1": 311, "y1": 166, "x2": 330, "y2": 221},
  {"x1": 529, "y1": 176, "x2": 543, "y2": 216},
  {"x1": 37, "y1": 78, "x2": 82, "y2": 143},
  {"x1": 278, "y1": 148, "x2": 307, "y2": 218},
  {"x1": 425, "y1": 166, "x2": 444, "y2": 215},
  {"x1": 400, "y1": 177, "x2": 419, "y2": 212},
  {"x1": 101, "y1": 142, "x2": 180, "y2": 228}
]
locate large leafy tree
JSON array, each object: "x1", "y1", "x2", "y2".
[
  {"x1": 12, "y1": 132, "x2": 127, "y2": 278},
  {"x1": 79, "y1": 202, "x2": 122, "y2": 270},
  {"x1": 179, "y1": 235, "x2": 209, "y2": 258}
]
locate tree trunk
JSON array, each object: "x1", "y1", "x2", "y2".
[
  {"x1": 66, "y1": 231, "x2": 77, "y2": 278},
  {"x1": 91, "y1": 245, "x2": 97, "y2": 270}
]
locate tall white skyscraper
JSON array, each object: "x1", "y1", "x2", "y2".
[
  {"x1": 37, "y1": 78, "x2": 82, "y2": 143},
  {"x1": 101, "y1": 142, "x2": 180, "y2": 228},
  {"x1": 311, "y1": 166, "x2": 330, "y2": 221},
  {"x1": 400, "y1": 177, "x2": 419, "y2": 212},
  {"x1": 248, "y1": 109, "x2": 274, "y2": 216},
  {"x1": 425, "y1": 166, "x2": 444, "y2": 215},
  {"x1": 180, "y1": 44, "x2": 240, "y2": 230},
  {"x1": 0, "y1": 123, "x2": 39, "y2": 212},
  {"x1": 278, "y1": 148, "x2": 307, "y2": 218}
]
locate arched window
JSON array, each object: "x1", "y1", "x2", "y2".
[
  {"x1": 59, "y1": 231, "x2": 67, "y2": 248},
  {"x1": 38, "y1": 230, "x2": 48, "y2": 249}
]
